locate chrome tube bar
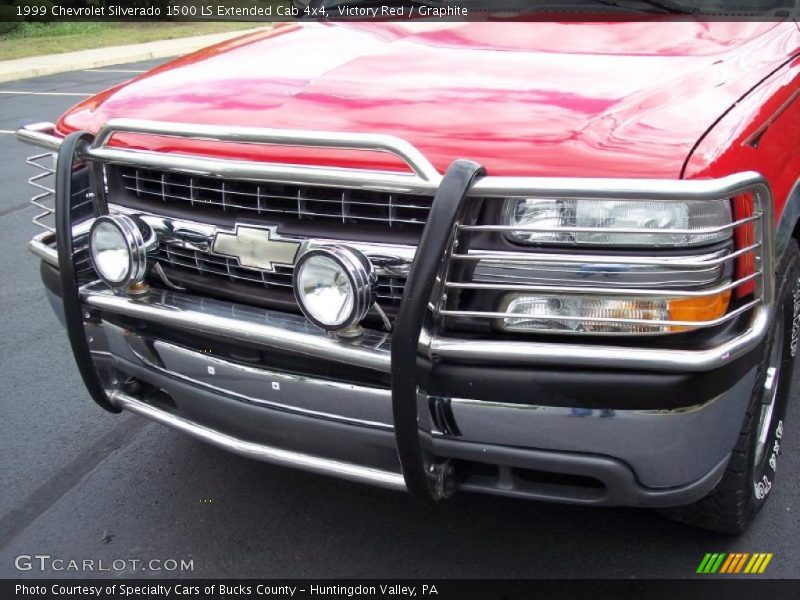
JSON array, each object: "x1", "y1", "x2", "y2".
[
  {"x1": 17, "y1": 123, "x2": 768, "y2": 202},
  {"x1": 441, "y1": 298, "x2": 760, "y2": 328},
  {"x1": 93, "y1": 118, "x2": 442, "y2": 183},
  {"x1": 27, "y1": 152, "x2": 56, "y2": 233},
  {"x1": 28, "y1": 220, "x2": 93, "y2": 268},
  {"x1": 89, "y1": 147, "x2": 438, "y2": 194},
  {"x1": 81, "y1": 284, "x2": 393, "y2": 373},
  {"x1": 80, "y1": 282, "x2": 764, "y2": 372},
  {"x1": 28, "y1": 231, "x2": 58, "y2": 266},
  {"x1": 455, "y1": 244, "x2": 760, "y2": 267},
  {"x1": 469, "y1": 171, "x2": 768, "y2": 201},
  {"x1": 109, "y1": 390, "x2": 406, "y2": 491},
  {"x1": 444, "y1": 271, "x2": 759, "y2": 297},
  {"x1": 16, "y1": 122, "x2": 63, "y2": 151},
  {"x1": 458, "y1": 214, "x2": 760, "y2": 235},
  {"x1": 429, "y1": 304, "x2": 770, "y2": 371},
  {"x1": 17, "y1": 121, "x2": 442, "y2": 194}
]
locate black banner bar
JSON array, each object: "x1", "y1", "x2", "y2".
[
  {"x1": 3, "y1": 579, "x2": 800, "y2": 600},
  {"x1": 2, "y1": 1, "x2": 800, "y2": 23}
]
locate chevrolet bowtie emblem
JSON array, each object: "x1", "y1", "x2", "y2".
[{"x1": 212, "y1": 225, "x2": 301, "y2": 272}]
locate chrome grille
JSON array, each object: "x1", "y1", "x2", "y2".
[
  {"x1": 118, "y1": 166, "x2": 434, "y2": 229},
  {"x1": 152, "y1": 241, "x2": 406, "y2": 306}
]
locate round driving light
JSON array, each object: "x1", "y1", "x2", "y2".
[
  {"x1": 89, "y1": 214, "x2": 147, "y2": 289},
  {"x1": 293, "y1": 245, "x2": 376, "y2": 332}
]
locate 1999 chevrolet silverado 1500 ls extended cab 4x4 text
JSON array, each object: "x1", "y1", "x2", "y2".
[{"x1": 17, "y1": 18, "x2": 800, "y2": 533}]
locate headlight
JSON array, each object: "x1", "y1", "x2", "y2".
[
  {"x1": 500, "y1": 291, "x2": 731, "y2": 335},
  {"x1": 503, "y1": 198, "x2": 732, "y2": 247},
  {"x1": 89, "y1": 214, "x2": 147, "y2": 289},
  {"x1": 293, "y1": 245, "x2": 376, "y2": 333}
]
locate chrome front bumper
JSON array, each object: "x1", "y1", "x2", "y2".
[{"x1": 38, "y1": 279, "x2": 755, "y2": 505}]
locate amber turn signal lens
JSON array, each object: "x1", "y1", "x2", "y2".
[{"x1": 668, "y1": 290, "x2": 731, "y2": 331}]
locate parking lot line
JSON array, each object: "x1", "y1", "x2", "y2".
[
  {"x1": 0, "y1": 91, "x2": 94, "y2": 96},
  {"x1": 0, "y1": 130, "x2": 15, "y2": 134}
]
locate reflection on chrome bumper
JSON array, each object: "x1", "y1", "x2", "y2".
[
  {"x1": 82, "y1": 307, "x2": 753, "y2": 494},
  {"x1": 109, "y1": 390, "x2": 407, "y2": 491},
  {"x1": 84, "y1": 283, "x2": 393, "y2": 373},
  {"x1": 99, "y1": 354, "x2": 733, "y2": 507}
]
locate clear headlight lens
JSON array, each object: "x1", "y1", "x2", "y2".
[
  {"x1": 295, "y1": 254, "x2": 356, "y2": 328},
  {"x1": 501, "y1": 291, "x2": 731, "y2": 334},
  {"x1": 504, "y1": 198, "x2": 732, "y2": 247}
]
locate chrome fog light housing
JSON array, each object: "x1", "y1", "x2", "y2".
[
  {"x1": 293, "y1": 245, "x2": 376, "y2": 332},
  {"x1": 89, "y1": 214, "x2": 147, "y2": 289}
]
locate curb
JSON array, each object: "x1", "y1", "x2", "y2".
[{"x1": 0, "y1": 28, "x2": 265, "y2": 83}]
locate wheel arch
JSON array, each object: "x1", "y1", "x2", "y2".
[{"x1": 777, "y1": 179, "x2": 800, "y2": 261}]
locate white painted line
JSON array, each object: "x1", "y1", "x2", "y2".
[
  {"x1": 0, "y1": 91, "x2": 93, "y2": 96},
  {"x1": 83, "y1": 69, "x2": 147, "y2": 74},
  {"x1": 0, "y1": 129, "x2": 16, "y2": 134}
]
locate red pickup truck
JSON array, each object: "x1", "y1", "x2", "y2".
[{"x1": 18, "y1": 19, "x2": 800, "y2": 533}]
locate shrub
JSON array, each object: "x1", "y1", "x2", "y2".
[{"x1": 0, "y1": 6, "x2": 22, "y2": 36}]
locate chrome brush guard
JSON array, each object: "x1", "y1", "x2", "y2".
[{"x1": 18, "y1": 120, "x2": 775, "y2": 501}]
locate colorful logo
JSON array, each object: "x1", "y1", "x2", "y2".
[{"x1": 696, "y1": 553, "x2": 773, "y2": 574}]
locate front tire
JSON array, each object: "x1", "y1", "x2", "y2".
[{"x1": 661, "y1": 239, "x2": 799, "y2": 534}]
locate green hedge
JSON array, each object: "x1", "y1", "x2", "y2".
[{"x1": 0, "y1": 6, "x2": 22, "y2": 36}]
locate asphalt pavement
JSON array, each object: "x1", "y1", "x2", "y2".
[{"x1": 0, "y1": 63, "x2": 798, "y2": 579}]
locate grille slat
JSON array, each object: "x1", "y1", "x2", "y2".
[
  {"x1": 124, "y1": 184, "x2": 428, "y2": 225},
  {"x1": 119, "y1": 167, "x2": 433, "y2": 228},
  {"x1": 123, "y1": 175, "x2": 430, "y2": 214}
]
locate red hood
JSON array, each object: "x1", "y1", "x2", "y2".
[{"x1": 59, "y1": 21, "x2": 799, "y2": 178}]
